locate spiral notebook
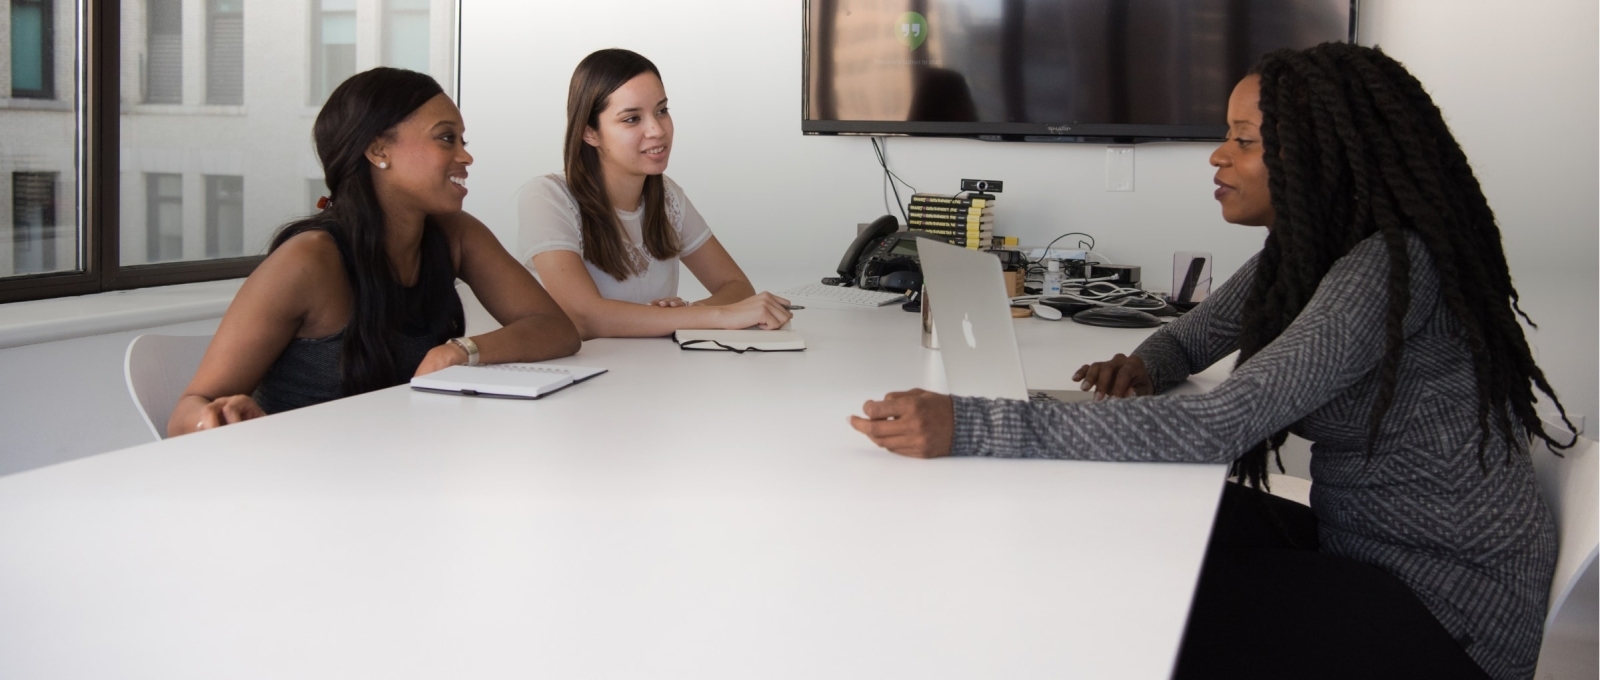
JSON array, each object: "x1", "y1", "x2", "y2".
[{"x1": 409, "y1": 363, "x2": 607, "y2": 399}]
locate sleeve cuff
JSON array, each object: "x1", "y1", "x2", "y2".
[{"x1": 950, "y1": 395, "x2": 997, "y2": 457}]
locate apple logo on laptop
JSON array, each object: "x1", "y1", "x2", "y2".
[{"x1": 962, "y1": 312, "x2": 978, "y2": 348}]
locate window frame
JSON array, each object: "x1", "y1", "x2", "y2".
[{"x1": 0, "y1": 0, "x2": 460, "y2": 304}]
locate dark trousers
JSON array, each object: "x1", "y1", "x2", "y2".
[{"x1": 1171, "y1": 482, "x2": 1492, "y2": 680}]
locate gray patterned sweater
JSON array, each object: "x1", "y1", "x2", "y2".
[{"x1": 951, "y1": 232, "x2": 1555, "y2": 680}]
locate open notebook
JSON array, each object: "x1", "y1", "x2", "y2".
[
  {"x1": 673, "y1": 329, "x2": 806, "y2": 353},
  {"x1": 410, "y1": 363, "x2": 607, "y2": 399}
]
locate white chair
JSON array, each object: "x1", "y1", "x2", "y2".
[
  {"x1": 123, "y1": 334, "x2": 213, "y2": 441},
  {"x1": 1531, "y1": 431, "x2": 1599, "y2": 679}
]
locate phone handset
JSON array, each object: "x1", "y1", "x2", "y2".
[{"x1": 824, "y1": 215, "x2": 899, "y2": 286}]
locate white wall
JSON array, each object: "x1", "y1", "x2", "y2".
[
  {"x1": 0, "y1": 318, "x2": 220, "y2": 475},
  {"x1": 460, "y1": 0, "x2": 1599, "y2": 430},
  {"x1": 1359, "y1": 0, "x2": 1599, "y2": 428}
]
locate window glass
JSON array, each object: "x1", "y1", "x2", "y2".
[
  {"x1": 119, "y1": 0, "x2": 458, "y2": 268},
  {"x1": 0, "y1": 0, "x2": 78, "y2": 280}
]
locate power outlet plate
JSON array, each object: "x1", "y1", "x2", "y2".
[{"x1": 1106, "y1": 145, "x2": 1134, "y2": 192}]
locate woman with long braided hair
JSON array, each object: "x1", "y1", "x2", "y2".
[{"x1": 851, "y1": 43, "x2": 1572, "y2": 679}]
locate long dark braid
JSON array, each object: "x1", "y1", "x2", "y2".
[{"x1": 1230, "y1": 43, "x2": 1575, "y2": 489}]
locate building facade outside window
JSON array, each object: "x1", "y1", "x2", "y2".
[
  {"x1": 10, "y1": 0, "x2": 55, "y2": 99},
  {"x1": 0, "y1": 0, "x2": 77, "y2": 282}
]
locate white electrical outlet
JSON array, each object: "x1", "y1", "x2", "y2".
[{"x1": 1106, "y1": 145, "x2": 1134, "y2": 191}]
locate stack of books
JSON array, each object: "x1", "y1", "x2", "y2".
[{"x1": 907, "y1": 192, "x2": 995, "y2": 249}]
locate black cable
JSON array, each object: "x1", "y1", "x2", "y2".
[
  {"x1": 871, "y1": 137, "x2": 916, "y2": 223},
  {"x1": 1030, "y1": 231, "x2": 1097, "y2": 267}
]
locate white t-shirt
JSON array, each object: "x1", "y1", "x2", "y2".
[{"x1": 516, "y1": 173, "x2": 713, "y2": 305}]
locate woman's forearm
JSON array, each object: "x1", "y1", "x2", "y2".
[
  {"x1": 474, "y1": 310, "x2": 582, "y2": 363},
  {"x1": 569, "y1": 298, "x2": 735, "y2": 339},
  {"x1": 695, "y1": 278, "x2": 756, "y2": 306}
]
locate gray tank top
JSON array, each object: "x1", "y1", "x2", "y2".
[
  {"x1": 251, "y1": 222, "x2": 461, "y2": 415},
  {"x1": 251, "y1": 327, "x2": 440, "y2": 414}
]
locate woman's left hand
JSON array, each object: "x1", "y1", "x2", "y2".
[
  {"x1": 849, "y1": 388, "x2": 955, "y2": 458},
  {"x1": 649, "y1": 297, "x2": 690, "y2": 308},
  {"x1": 415, "y1": 342, "x2": 469, "y2": 377}
]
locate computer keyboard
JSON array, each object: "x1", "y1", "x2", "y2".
[{"x1": 780, "y1": 283, "x2": 908, "y2": 307}]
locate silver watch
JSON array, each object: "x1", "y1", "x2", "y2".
[{"x1": 448, "y1": 336, "x2": 480, "y2": 366}]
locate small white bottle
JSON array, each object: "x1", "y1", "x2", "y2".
[{"x1": 1043, "y1": 259, "x2": 1064, "y2": 295}]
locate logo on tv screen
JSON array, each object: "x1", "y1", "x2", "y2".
[{"x1": 896, "y1": 12, "x2": 928, "y2": 50}]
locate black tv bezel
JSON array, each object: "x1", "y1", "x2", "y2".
[{"x1": 801, "y1": 0, "x2": 1361, "y2": 144}]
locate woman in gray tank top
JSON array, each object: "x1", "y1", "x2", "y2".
[
  {"x1": 169, "y1": 68, "x2": 579, "y2": 436},
  {"x1": 850, "y1": 43, "x2": 1576, "y2": 679}
]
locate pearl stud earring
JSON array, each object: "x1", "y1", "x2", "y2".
[{"x1": 378, "y1": 162, "x2": 389, "y2": 169}]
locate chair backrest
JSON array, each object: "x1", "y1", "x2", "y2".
[
  {"x1": 124, "y1": 334, "x2": 214, "y2": 441},
  {"x1": 1531, "y1": 430, "x2": 1599, "y2": 627}
]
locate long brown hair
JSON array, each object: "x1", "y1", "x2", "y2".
[{"x1": 564, "y1": 48, "x2": 679, "y2": 281}]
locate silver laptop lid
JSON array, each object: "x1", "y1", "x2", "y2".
[{"x1": 918, "y1": 238, "x2": 1030, "y2": 400}]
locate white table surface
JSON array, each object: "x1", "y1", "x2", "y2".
[{"x1": 0, "y1": 305, "x2": 1230, "y2": 679}]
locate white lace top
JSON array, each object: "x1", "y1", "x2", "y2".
[{"x1": 515, "y1": 173, "x2": 714, "y2": 305}]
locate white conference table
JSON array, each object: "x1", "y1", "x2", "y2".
[{"x1": 0, "y1": 303, "x2": 1231, "y2": 679}]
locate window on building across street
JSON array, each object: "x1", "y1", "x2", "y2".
[
  {"x1": 144, "y1": 0, "x2": 182, "y2": 104},
  {"x1": 10, "y1": 0, "x2": 56, "y2": 99},
  {"x1": 205, "y1": 174, "x2": 243, "y2": 258},
  {"x1": 384, "y1": 0, "x2": 430, "y2": 73},
  {"x1": 11, "y1": 172, "x2": 60, "y2": 274},
  {"x1": 145, "y1": 173, "x2": 183, "y2": 263},
  {"x1": 206, "y1": 0, "x2": 243, "y2": 105},
  {"x1": 312, "y1": 0, "x2": 356, "y2": 104}
]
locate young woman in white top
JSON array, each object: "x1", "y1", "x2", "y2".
[{"x1": 517, "y1": 48, "x2": 791, "y2": 339}]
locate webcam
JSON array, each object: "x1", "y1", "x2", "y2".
[{"x1": 960, "y1": 178, "x2": 1004, "y2": 194}]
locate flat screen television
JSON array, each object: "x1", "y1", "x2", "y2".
[{"x1": 803, "y1": 0, "x2": 1357, "y2": 142}]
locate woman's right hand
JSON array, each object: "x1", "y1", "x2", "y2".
[
  {"x1": 715, "y1": 292, "x2": 793, "y2": 330},
  {"x1": 1073, "y1": 353, "x2": 1153, "y2": 400},
  {"x1": 193, "y1": 395, "x2": 267, "y2": 431}
]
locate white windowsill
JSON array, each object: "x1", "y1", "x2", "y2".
[
  {"x1": 0, "y1": 98, "x2": 74, "y2": 111},
  {"x1": 125, "y1": 104, "x2": 248, "y2": 117},
  {"x1": 0, "y1": 279, "x2": 243, "y2": 350}
]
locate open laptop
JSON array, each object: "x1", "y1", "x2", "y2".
[{"x1": 918, "y1": 237, "x2": 1093, "y2": 403}]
